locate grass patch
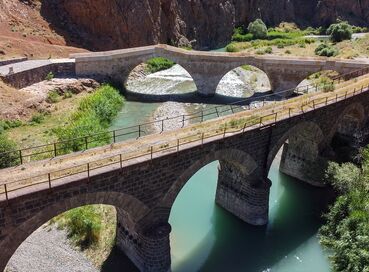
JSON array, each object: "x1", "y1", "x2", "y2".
[
  {"x1": 54, "y1": 84, "x2": 124, "y2": 153},
  {"x1": 0, "y1": 119, "x2": 22, "y2": 133},
  {"x1": 30, "y1": 112, "x2": 47, "y2": 125},
  {"x1": 146, "y1": 57, "x2": 175, "y2": 73},
  {"x1": 47, "y1": 90, "x2": 62, "y2": 103}
]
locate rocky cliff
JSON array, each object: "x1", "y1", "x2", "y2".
[{"x1": 10, "y1": 0, "x2": 369, "y2": 51}]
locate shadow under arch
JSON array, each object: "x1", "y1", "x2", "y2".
[
  {"x1": 1, "y1": 191, "x2": 149, "y2": 270},
  {"x1": 266, "y1": 121, "x2": 325, "y2": 175},
  {"x1": 327, "y1": 102, "x2": 367, "y2": 142},
  {"x1": 327, "y1": 102, "x2": 367, "y2": 162},
  {"x1": 215, "y1": 64, "x2": 272, "y2": 98},
  {"x1": 161, "y1": 149, "x2": 259, "y2": 209}
]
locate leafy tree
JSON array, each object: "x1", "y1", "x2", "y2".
[
  {"x1": 320, "y1": 149, "x2": 369, "y2": 272},
  {"x1": 247, "y1": 19, "x2": 268, "y2": 39},
  {"x1": 327, "y1": 21, "x2": 353, "y2": 42}
]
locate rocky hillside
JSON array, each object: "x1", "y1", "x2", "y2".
[
  {"x1": 1, "y1": 0, "x2": 369, "y2": 54},
  {"x1": 0, "y1": 0, "x2": 87, "y2": 59},
  {"x1": 42, "y1": 0, "x2": 369, "y2": 50}
]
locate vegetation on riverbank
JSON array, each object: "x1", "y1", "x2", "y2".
[
  {"x1": 320, "y1": 148, "x2": 369, "y2": 272},
  {"x1": 53, "y1": 84, "x2": 124, "y2": 153},
  {"x1": 50, "y1": 205, "x2": 117, "y2": 267},
  {"x1": 146, "y1": 57, "x2": 175, "y2": 73}
]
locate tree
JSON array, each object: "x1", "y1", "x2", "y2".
[
  {"x1": 247, "y1": 19, "x2": 268, "y2": 39},
  {"x1": 320, "y1": 149, "x2": 369, "y2": 272},
  {"x1": 327, "y1": 21, "x2": 353, "y2": 42}
]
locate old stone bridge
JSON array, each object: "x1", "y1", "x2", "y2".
[
  {"x1": 1, "y1": 69, "x2": 369, "y2": 271},
  {"x1": 72, "y1": 44, "x2": 369, "y2": 96}
]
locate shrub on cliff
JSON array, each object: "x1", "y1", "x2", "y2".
[
  {"x1": 146, "y1": 57, "x2": 175, "y2": 73},
  {"x1": 327, "y1": 21, "x2": 353, "y2": 42},
  {"x1": 247, "y1": 19, "x2": 268, "y2": 39}
]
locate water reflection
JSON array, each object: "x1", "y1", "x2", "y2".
[{"x1": 170, "y1": 160, "x2": 332, "y2": 272}]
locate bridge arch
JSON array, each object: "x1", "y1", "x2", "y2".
[
  {"x1": 215, "y1": 65, "x2": 272, "y2": 98},
  {"x1": 267, "y1": 121, "x2": 326, "y2": 186},
  {"x1": 328, "y1": 102, "x2": 366, "y2": 141},
  {"x1": 118, "y1": 55, "x2": 199, "y2": 98},
  {"x1": 162, "y1": 149, "x2": 259, "y2": 208},
  {"x1": 295, "y1": 70, "x2": 340, "y2": 94},
  {"x1": 161, "y1": 148, "x2": 269, "y2": 226},
  {"x1": 1, "y1": 191, "x2": 149, "y2": 272}
]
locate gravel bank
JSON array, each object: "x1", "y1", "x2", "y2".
[{"x1": 6, "y1": 226, "x2": 97, "y2": 272}]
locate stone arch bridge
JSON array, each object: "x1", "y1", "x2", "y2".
[
  {"x1": 72, "y1": 44, "x2": 369, "y2": 96},
  {"x1": 1, "y1": 75, "x2": 369, "y2": 271}
]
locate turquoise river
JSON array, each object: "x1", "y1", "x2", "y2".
[{"x1": 108, "y1": 62, "x2": 332, "y2": 271}]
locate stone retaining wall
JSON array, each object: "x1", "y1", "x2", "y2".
[
  {"x1": 0, "y1": 57, "x2": 28, "y2": 67},
  {"x1": 0, "y1": 62, "x2": 76, "y2": 89}
]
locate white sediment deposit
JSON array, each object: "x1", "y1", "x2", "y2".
[{"x1": 151, "y1": 101, "x2": 189, "y2": 133}]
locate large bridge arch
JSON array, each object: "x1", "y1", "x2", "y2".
[
  {"x1": 0, "y1": 192, "x2": 150, "y2": 272},
  {"x1": 161, "y1": 148, "x2": 270, "y2": 226},
  {"x1": 215, "y1": 64, "x2": 272, "y2": 98},
  {"x1": 267, "y1": 121, "x2": 326, "y2": 186},
  {"x1": 162, "y1": 149, "x2": 259, "y2": 207},
  {"x1": 328, "y1": 102, "x2": 367, "y2": 142}
]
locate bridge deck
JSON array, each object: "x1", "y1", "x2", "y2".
[
  {"x1": 0, "y1": 59, "x2": 74, "y2": 76},
  {"x1": 1, "y1": 74, "x2": 369, "y2": 200}
]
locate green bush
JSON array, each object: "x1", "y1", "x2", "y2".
[
  {"x1": 231, "y1": 28, "x2": 254, "y2": 42},
  {"x1": 60, "y1": 206, "x2": 102, "y2": 247},
  {"x1": 265, "y1": 47, "x2": 273, "y2": 54},
  {"x1": 30, "y1": 113, "x2": 46, "y2": 124},
  {"x1": 45, "y1": 72, "x2": 54, "y2": 81},
  {"x1": 78, "y1": 85, "x2": 124, "y2": 126},
  {"x1": 0, "y1": 119, "x2": 22, "y2": 132},
  {"x1": 54, "y1": 85, "x2": 124, "y2": 153},
  {"x1": 63, "y1": 91, "x2": 73, "y2": 99},
  {"x1": 327, "y1": 21, "x2": 353, "y2": 42},
  {"x1": 247, "y1": 19, "x2": 268, "y2": 39},
  {"x1": 226, "y1": 43, "x2": 239, "y2": 52},
  {"x1": 315, "y1": 43, "x2": 339, "y2": 57},
  {"x1": 146, "y1": 57, "x2": 175, "y2": 73},
  {"x1": 352, "y1": 26, "x2": 368, "y2": 34},
  {"x1": 0, "y1": 134, "x2": 19, "y2": 168},
  {"x1": 47, "y1": 90, "x2": 61, "y2": 103},
  {"x1": 320, "y1": 151, "x2": 369, "y2": 272}
]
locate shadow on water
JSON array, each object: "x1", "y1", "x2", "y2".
[
  {"x1": 101, "y1": 246, "x2": 139, "y2": 272},
  {"x1": 175, "y1": 171, "x2": 334, "y2": 272},
  {"x1": 123, "y1": 90, "x2": 291, "y2": 106}
]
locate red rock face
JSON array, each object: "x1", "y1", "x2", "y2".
[{"x1": 41, "y1": 0, "x2": 369, "y2": 51}]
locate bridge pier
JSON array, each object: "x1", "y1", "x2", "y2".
[
  {"x1": 116, "y1": 210, "x2": 171, "y2": 272},
  {"x1": 215, "y1": 161, "x2": 271, "y2": 225},
  {"x1": 279, "y1": 142, "x2": 327, "y2": 187}
]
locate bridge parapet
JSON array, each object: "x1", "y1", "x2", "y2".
[{"x1": 72, "y1": 44, "x2": 369, "y2": 96}]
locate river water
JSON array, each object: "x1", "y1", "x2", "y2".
[{"x1": 108, "y1": 64, "x2": 332, "y2": 271}]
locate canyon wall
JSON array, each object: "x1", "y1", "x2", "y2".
[{"x1": 41, "y1": 0, "x2": 369, "y2": 50}]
